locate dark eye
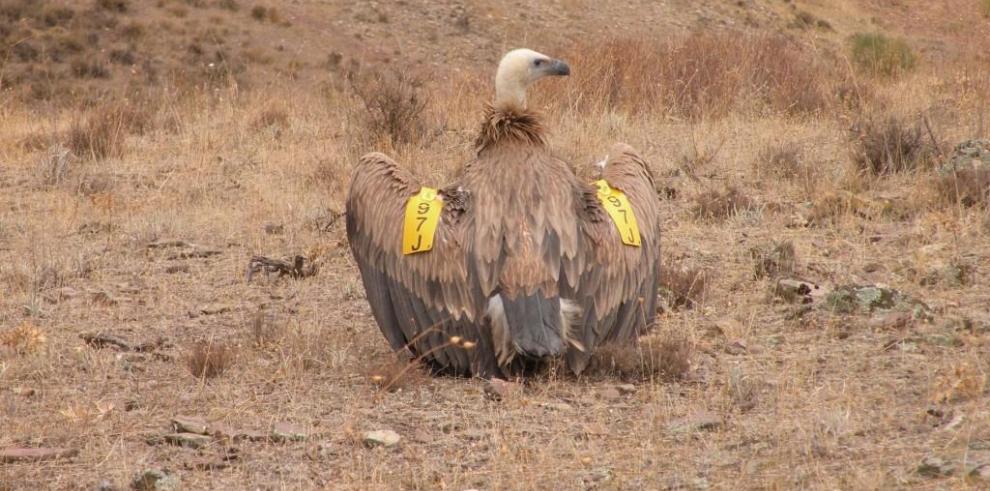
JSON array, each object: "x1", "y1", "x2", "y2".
[{"x1": 533, "y1": 59, "x2": 544, "y2": 67}]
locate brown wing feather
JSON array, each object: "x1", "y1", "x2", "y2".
[
  {"x1": 346, "y1": 153, "x2": 500, "y2": 376},
  {"x1": 567, "y1": 143, "x2": 661, "y2": 373}
]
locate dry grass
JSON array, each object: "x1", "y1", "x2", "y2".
[
  {"x1": 585, "y1": 337, "x2": 693, "y2": 382},
  {"x1": 346, "y1": 68, "x2": 429, "y2": 146},
  {"x1": 2, "y1": 2, "x2": 990, "y2": 489},
  {"x1": 659, "y1": 260, "x2": 709, "y2": 309},
  {"x1": 185, "y1": 341, "x2": 235, "y2": 379},
  {"x1": 691, "y1": 186, "x2": 754, "y2": 220},
  {"x1": 849, "y1": 115, "x2": 934, "y2": 175}
]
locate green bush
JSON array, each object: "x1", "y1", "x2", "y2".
[{"x1": 851, "y1": 33, "x2": 916, "y2": 77}]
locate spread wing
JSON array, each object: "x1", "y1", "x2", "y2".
[
  {"x1": 346, "y1": 153, "x2": 499, "y2": 376},
  {"x1": 566, "y1": 143, "x2": 662, "y2": 373}
]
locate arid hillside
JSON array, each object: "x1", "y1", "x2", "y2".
[{"x1": 2, "y1": 1, "x2": 990, "y2": 490}]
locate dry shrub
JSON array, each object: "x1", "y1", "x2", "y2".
[
  {"x1": 930, "y1": 360, "x2": 986, "y2": 404},
  {"x1": 248, "y1": 308, "x2": 282, "y2": 347},
  {"x1": 185, "y1": 341, "x2": 234, "y2": 379},
  {"x1": 692, "y1": 186, "x2": 754, "y2": 220},
  {"x1": 550, "y1": 34, "x2": 830, "y2": 118},
  {"x1": 659, "y1": 260, "x2": 708, "y2": 309},
  {"x1": 364, "y1": 352, "x2": 428, "y2": 393},
  {"x1": 585, "y1": 337, "x2": 691, "y2": 381},
  {"x1": 251, "y1": 105, "x2": 290, "y2": 132},
  {"x1": 851, "y1": 32, "x2": 916, "y2": 78},
  {"x1": 936, "y1": 168, "x2": 990, "y2": 207},
  {"x1": 347, "y1": 68, "x2": 428, "y2": 145},
  {"x1": 67, "y1": 102, "x2": 151, "y2": 160},
  {"x1": 37, "y1": 143, "x2": 73, "y2": 186},
  {"x1": 755, "y1": 142, "x2": 802, "y2": 179},
  {"x1": 751, "y1": 241, "x2": 796, "y2": 280},
  {"x1": 0, "y1": 321, "x2": 47, "y2": 356},
  {"x1": 849, "y1": 116, "x2": 934, "y2": 175}
]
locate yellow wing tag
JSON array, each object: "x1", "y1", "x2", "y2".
[
  {"x1": 594, "y1": 179, "x2": 641, "y2": 247},
  {"x1": 402, "y1": 187, "x2": 443, "y2": 255}
]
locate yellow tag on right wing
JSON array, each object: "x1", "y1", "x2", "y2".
[
  {"x1": 402, "y1": 187, "x2": 443, "y2": 255},
  {"x1": 594, "y1": 179, "x2": 641, "y2": 247}
]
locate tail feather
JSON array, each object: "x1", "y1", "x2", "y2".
[{"x1": 501, "y1": 290, "x2": 565, "y2": 358}]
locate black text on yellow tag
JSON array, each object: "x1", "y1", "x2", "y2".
[
  {"x1": 402, "y1": 187, "x2": 443, "y2": 254},
  {"x1": 594, "y1": 179, "x2": 641, "y2": 247}
]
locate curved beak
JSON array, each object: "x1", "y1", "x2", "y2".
[{"x1": 549, "y1": 59, "x2": 570, "y2": 76}]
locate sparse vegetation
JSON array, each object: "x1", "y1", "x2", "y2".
[
  {"x1": 2, "y1": 1, "x2": 990, "y2": 489},
  {"x1": 347, "y1": 68, "x2": 428, "y2": 145},
  {"x1": 851, "y1": 32, "x2": 917, "y2": 77},
  {"x1": 849, "y1": 115, "x2": 933, "y2": 175},
  {"x1": 185, "y1": 341, "x2": 234, "y2": 379},
  {"x1": 692, "y1": 185, "x2": 754, "y2": 220}
]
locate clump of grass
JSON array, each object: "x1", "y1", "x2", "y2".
[
  {"x1": 549, "y1": 34, "x2": 830, "y2": 118},
  {"x1": 692, "y1": 186, "x2": 754, "y2": 220},
  {"x1": 248, "y1": 308, "x2": 282, "y2": 347},
  {"x1": 185, "y1": 341, "x2": 234, "y2": 379},
  {"x1": 936, "y1": 166, "x2": 990, "y2": 208},
  {"x1": 0, "y1": 321, "x2": 47, "y2": 355},
  {"x1": 365, "y1": 353, "x2": 429, "y2": 393},
  {"x1": 755, "y1": 142, "x2": 802, "y2": 179},
  {"x1": 251, "y1": 105, "x2": 290, "y2": 133},
  {"x1": 67, "y1": 103, "x2": 151, "y2": 160},
  {"x1": 70, "y1": 59, "x2": 111, "y2": 79},
  {"x1": 585, "y1": 337, "x2": 692, "y2": 382},
  {"x1": 97, "y1": 0, "x2": 129, "y2": 13},
  {"x1": 37, "y1": 143, "x2": 73, "y2": 186},
  {"x1": 659, "y1": 259, "x2": 708, "y2": 309},
  {"x1": 347, "y1": 68, "x2": 428, "y2": 145},
  {"x1": 851, "y1": 33, "x2": 916, "y2": 77},
  {"x1": 751, "y1": 241, "x2": 797, "y2": 280},
  {"x1": 250, "y1": 5, "x2": 279, "y2": 22},
  {"x1": 849, "y1": 116, "x2": 933, "y2": 175}
]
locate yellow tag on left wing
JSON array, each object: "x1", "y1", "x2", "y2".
[
  {"x1": 402, "y1": 187, "x2": 444, "y2": 254},
  {"x1": 594, "y1": 179, "x2": 641, "y2": 247}
]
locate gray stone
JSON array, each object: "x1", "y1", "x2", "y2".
[
  {"x1": 483, "y1": 378, "x2": 521, "y2": 401},
  {"x1": 917, "y1": 456, "x2": 955, "y2": 477},
  {"x1": 824, "y1": 284, "x2": 930, "y2": 318},
  {"x1": 364, "y1": 430, "x2": 401, "y2": 448},
  {"x1": 130, "y1": 469, "x2": 179, "y2": 491},
  {"x1": 0, "y1": 447, "x2": 78, "y2": 462},
  {"x1": 773, "y1": 279, "x2": 820, "y2": 304},
  {"x1": 171, "y1": 415, "x2": 209, "y2": 435},
  {"x1": 615, "y1": 384, "x2": 637, "y2": 395},
  {"x1": 163, "y1": 432, "x2": 212, "y2": 449},
  {"x1": 271, "y1": 422, "x2": 307, "y2": 442},
  {"x1": 667, "y1": 411, "x2": 723, "y2": 434},
  {"x1": 938, "y1": 139, "x2": 990, "y2": 176}
]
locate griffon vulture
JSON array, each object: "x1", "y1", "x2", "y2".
[{"x1": 346, "y1": 49, "x2": 661, "y2": 378}]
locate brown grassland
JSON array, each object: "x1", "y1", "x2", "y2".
[{"x1": 2, "y1": 0, "x2": 990, "y2": 489}]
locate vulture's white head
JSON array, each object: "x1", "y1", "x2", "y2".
[{"x1": 494, "y1": 48, "x2": 570, "y2": 110}]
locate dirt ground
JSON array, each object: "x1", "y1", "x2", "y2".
[{"x1": 3, "y1": 1, "x2": 990, "y2": 490}]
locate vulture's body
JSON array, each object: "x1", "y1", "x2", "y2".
[{"x1": 346, "y1": 50, "x2": 661, "y2": 378}]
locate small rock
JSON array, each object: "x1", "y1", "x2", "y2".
[
  {"x1": 271, "y1": 422, "x2": 307, "y2": 442},
  {"x1": 11, "y1": 386, "x2": 36, "y2": 397},
  {"x1": 615, "y1": 384, "x2": 637, "y2": 395},
  {"x1": 917, "y1": 456, "x2": 955, "y2": 477},
  {"x1": 171, "y1": 416, "x2": 209, "y2": 435},
  {"x1": 667, "y1": 411, "x2": 723, "y2": 434},
  {"x1": 971, "y1": 464, "x2": 990, "y2": 482},
  {"x1": 0, "y1": 447, "x2": 79, "y2": 463},
  {"x1": 95, "y1": 479, "x2": 118, "y2": 491},
  {"x1": 724, "y1": 339, "x2": 748, "y2": 355},
  {"x1": 539, "y1": 402, "x2": 573, "y2": 411},
  {"x1": 599, "y1": 386, "x2": 622, "y2": 401},
  {"x1": 163, "y1": 433, "x2": 212, "y2": 449},
  {"x1": 773, "y1": 279, "x2": 820, "y2": 304},
  {"x1": 130, "y1": 469, "x2": 179, "y2": 491},
  {"x1": 364, "y1": 430, "x2": 401, "y2": 448},
  {"x1": 199, "y1": 304, "x2": 231, "y2": 315},
  {"x1": 483, "y1": 378, "x2": 521, "y2": 401},
  {"x1": 867, "y1": 311, "x2": 913, "y2": 330},
  {"x1": 164, "y1": 264, "x2": 189, "y2": 274}
]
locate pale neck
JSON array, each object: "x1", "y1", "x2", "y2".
[{"x1": 494, "y1": 78, "x2": 527, "y2": 110}]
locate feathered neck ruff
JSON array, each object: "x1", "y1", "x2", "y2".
[{"x1": 474, "y1": 104, "x2": 547, "y2": 155}]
